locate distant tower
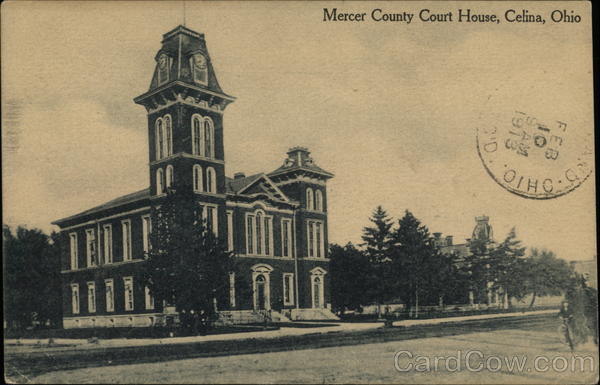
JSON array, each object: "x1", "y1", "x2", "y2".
[{"x1": 472, "y1": 215, "x2": 493, "y2": 242}]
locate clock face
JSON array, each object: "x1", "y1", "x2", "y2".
[
  {"x1": 158, "y1": 54, "x2": 168, "y2": 69},
  {"x1": 193, "y1": 54, "x2": 207, "y2": 69}
]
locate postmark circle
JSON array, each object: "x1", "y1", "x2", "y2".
[{"x1": 476, "y1": 100, "x2": 593, "y2": 200}]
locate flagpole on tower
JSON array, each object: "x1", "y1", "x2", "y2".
[{"x1": 182, "y1": 1, "x2": 186, "y2": 27}]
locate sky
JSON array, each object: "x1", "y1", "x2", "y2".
[{"x1": 2, "y1": 1, "x2": 595, "y2": 261}]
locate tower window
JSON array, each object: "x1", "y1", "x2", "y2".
[
  {"x1": 193, "y1": 165, "x2": 203, "y2": 192},
  {"x1": 306, "y1": 188, "x2": 314, "y2": 210},
  {"x1": 191, "y1": 115, "x2": 214, "y2": 159},
  {"x1": 192, "y1": 116, "x2": 202, "y2": 156},
  {"x1": 164, "y1": 115, "x2": 172, "y2": 157},
  {"x1": 315, "y1": 190, "x2": 323, "y2": 211},
  {"x1": 206, "y1": 167, "x2": 216, "y2": 193},
  {"x1": 156, "y1": 168, "x2": 164, "y2": 195},
  {"x1": 204, "y1": 119, "x2": 213, "y2": 158},
  {"x1": 156, "y1": 118, "x2": 164, "y2": 160},
  {"x1": 155, "y1": 115, "x2": 172, "y2": 160},
  {"x1": 307, "y1": 220, "x2": 325, "y2": 258},
  {"x1": 165, "y1": 165, "x2": 174, "y2": 189}
]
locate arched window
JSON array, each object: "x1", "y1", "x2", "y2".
[
  {"x1": 155, "y1": 118, "x2": 164, "y2": 160},
  {"x1": 315, "y1": 190, "x2": 323, "y2": 211},
  {"x1": 206, "y1": 167, "x2": 216, "y2": 193},
  {"x1": 156, "y1": 168, "x2": 164, "y2": 195},
  {"x1": 164, "y1": 115, "x2": 172, "y2": 157},
  {"x1": 193, "y1": 164, "x2": 203, "y2": 192},
  {"x1": 165, "y1": 165, "x2": 174, "y2": 189},
  {"x1": 306, "y1": 188, "x2": 314, "y2": 210},
  {"x1": 204, "y1": 118, "x2": 214, "y2": 158},
  {"x1": 192, "y1": 115, "x2": 202, "y2": 156}
]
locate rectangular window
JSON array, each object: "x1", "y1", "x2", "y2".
[
  {"x1": 142, "y1": 215, "x2": 151, "y2": 254},
  {"x1": 281, "y1": 219, "x2": 292, "y2": 258},
  {"x1": 87, "y1": 282, "x2": 96, "y2": 313},
  {"x1": 308, "y1": 222, "x2": 315, "y2": 257},
  {"x1": 283, "y1": 273, "x2": 295, "y2": 306},
  {"x1": 229, "y1": 272, "x2": 236, "y2": 308},
  {"x1": 202, "y1": 205, "x2": 218, "y2": 236},
  {"x1": 71, "y1": 284, "x2": 79, "y2": 314},
  {"x1": 86, "y1": 229, "x2": 96, "y2": 267},
  {"x1": 105, "y1": 279, "x2": 114, "y2": 312},
  {"x1": 103, "y1": 225, "x2": 113, "y2": 264},
  {"x1": 122, "y1": 220, "x2": 132, "y2": 261},
  {"x1": 145, "y1": 286, "x2": 154, "y2": 310},
  {"x1": 226, "y1": 211, "x2": 234, "y2": 252},
  {"x1": 246, "y1": 215, "x2": 254, "y2": 254},
  {"x1": 123, "y1": 277, "x2": 134, "y2": 311},
  {"x1": 264, "y1": 217, "x2": 271, "y2": 256},
  {"x1": 316, "y1": 222, "x2": 322, "y2": 258},
  {"x1": 69, "y1": 233, "x2": 78, "y2": 270},
  {"x1": 307, "y1": 220, "x2": 325, "y2": 258}
]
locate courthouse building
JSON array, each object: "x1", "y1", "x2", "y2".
[{"x1": 53, "y1": 25, "x2": 336, "y2": 328}]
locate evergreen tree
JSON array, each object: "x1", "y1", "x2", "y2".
[
  {"x1": 463, "y1": 237, "x2": 492, "y2": 305},
  {"x1": 488, "y1": 228, "x2": 526, "y2": 308},
  {"x1": 390, "y1": 210, "x2": 440, "y2": 317},
  {"x1": 361, "y1": 206, "x2": 394, "y2": 316},
  {"x1": 141, "y1": 189, "x2": 234, "y2": 321}
]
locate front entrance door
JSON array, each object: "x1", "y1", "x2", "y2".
[
  {"x1": 256, "y1": 274, "x2": 266, "y2": 310},
  {"x1": 313, "y1": 277, "x2": 322, "y2": 308}
]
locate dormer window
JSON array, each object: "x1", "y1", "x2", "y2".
[
  {"x1": 157, "y1": 53, "x2": 170, "y2": 85},
  {"x1": 191, "y1": 53, "x2": 208, "y2": 85}
]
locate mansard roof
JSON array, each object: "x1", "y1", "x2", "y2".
[
  {"x1": 134, "y1": 25, "x2": 235, "y2": 110},
  {"x1": 52, "y1": 188, "x2": 150, "y2": 227}
]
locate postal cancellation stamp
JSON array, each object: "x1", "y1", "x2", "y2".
[{"x1": 477, "y1": 104, "x2": 594, "y2": 200}]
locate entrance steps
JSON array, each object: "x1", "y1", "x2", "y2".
[
  {"x1": 215, "y1": 310, "x2": 292, "y2": 326},
  {"x1": 290, "y1": 308, "x2": 340, "y2": 321}
]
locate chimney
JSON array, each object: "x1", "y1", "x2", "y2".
[
  {"x1": 433, "y1": 232, "x2": 442, "y2": 239},
  {"x1": 234, "y1": 172, "x2": 246, "y2": 179},
  {"x1": 446, "y1": 235, "x2": 453, "y2": 246}
]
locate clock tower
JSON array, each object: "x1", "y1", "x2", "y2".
[{"x1": 134, "y1": 25, "x2": 235, "y2": 236}]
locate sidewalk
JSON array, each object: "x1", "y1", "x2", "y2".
[{"x1": 5, "y1": 309, "x2": 556, "y2": 351}]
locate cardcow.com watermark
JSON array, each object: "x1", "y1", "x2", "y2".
[{"x1": 394, "y1": 350, "x2": 596, "y2": 373}]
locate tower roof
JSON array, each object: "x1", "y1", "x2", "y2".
[
  {"x1": 134, "y1": 25, "x2": 235, "y2": 110},
  {"x1": 268, "y1": 147, "x2": 334, "y2": 180}
]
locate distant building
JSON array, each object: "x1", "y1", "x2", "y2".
[
  {"x1": 52, "y1": 25, "x2": 336, "y2": 328},
  {"x1": 571, "y1": 256, "x2": 597, "y2": 289},
  {"x1": 436, "y1": 216, "x2": 504, "y2": 307}
]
